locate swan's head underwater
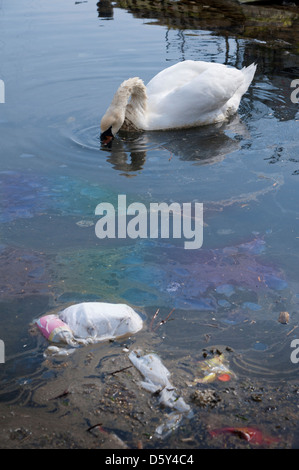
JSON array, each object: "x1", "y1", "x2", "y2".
[
  {"x1": 100, "y1": 125, "x2": 113, "y2": 148},
  {"x1": 100, "y1": 108, "x2": 125, "y2": 147}
]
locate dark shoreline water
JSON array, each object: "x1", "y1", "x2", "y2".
[{"x1": 113, "y1": 0, "x2": 299, "y2": 54}]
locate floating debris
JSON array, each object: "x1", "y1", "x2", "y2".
[
  {"x1": 194, "y1": 354, "x2": 236, "y2": 384},
  {"x1": 34, "y1": 302, "x2": 143, "y2": 355},
  {"x1": 191, "y1": 389, "x2": 221, "y2": 408},
  {"x1": 75, "y1": 220, "x2": 94, "y2": 227},
  {"x1": 129, "y1": 349, "x2": 191, "y2": 438},
  {"x1": 150, "y1": 307, "x2": 175, "y2": 332},
  {"x1": 209, "y1": 426, "x2": 279, "y2": 445},
  {"x1": 35, "y1": 315, "x2": 75, "y2": 345},
  {"x1": 278, "y1": 311, "x2": 290, "y2": 324}
]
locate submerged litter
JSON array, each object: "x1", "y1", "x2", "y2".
[
  {"x1": 35, "y1": 307, "x2": 191, "y2": 438},
  {"x1": 209, "y1": 426, "x2": 279, "y2": 445},
  {"x1": 194, "y1": 354, "x2": 236, "y2": 384},
  {"x1": 35, "y1": 302, "x2": 143, "y2": 355},
  {"x1": 278, "y1": 311, "x2": 290, "y2": 324},
  {"x1": 129, "y1": 349, "x2": 192, "y2": 438},
  {"x1": 35, "y1": 314, "x2": 75, "y2": 346}
]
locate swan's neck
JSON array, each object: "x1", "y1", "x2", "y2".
[
  {"x1": 117, "y1": 78, "x2": 147, "y2": 131},
  {"x1": 101, "y1": 78, "x2": 147, "y2": 135},
  {"x1": 110, "y1": 79, "x2": 135, "y2": 109}
]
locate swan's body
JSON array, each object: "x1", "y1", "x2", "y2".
[{"x1": 100, "y1": 60, "x2": 256, "y2": 145}]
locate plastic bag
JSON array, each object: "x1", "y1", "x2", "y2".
[
  {"x1": 129, "y1": 350, "x2": 191, "y2": 438},
  {"x1": 59, "y1": 302, "x2": 143, "y2": 343},
  {"x1": 35, "y1": 302, "x2": 143, "y2": 355}
]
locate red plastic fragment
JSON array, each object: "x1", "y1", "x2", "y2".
[
  {"x1": 209, "y1": 426, "x2": 279, "y2": 445},
  {"x1": 217, "y1": 373, "x2": 231, "y2": 382}
]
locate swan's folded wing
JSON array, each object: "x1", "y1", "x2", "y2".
[
  {"x1": 146, "y1": 60, "x2": 211, "y2": 97},
  {"x1": 147, "y1": 66, "x2": 246, "y2": 130}
]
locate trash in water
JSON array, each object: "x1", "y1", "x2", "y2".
[
  {"x1": 191, "y1": 388, "x2": 221, "y2": 408},
  {"x1": 59, "y1": 302, "x2": 143, "y2": 341},
  {"x1": 43, "y1": 345, "x2": 78, "y2": 356},
  {"x1": 35, "y1": 314, "x2": 76, "y2": 345},
  {"x1": 278, "y1": 311, "x2": 290, "y2": 324},
  {"x1": 128, "y1": 349, "x2": 192, "y2": 438},
  {"x1": 194, "y1": 354, "x2": 236, "y2": 384},
  {"x1": 209, "y1": 426, "x2": 279, "y2": 445},
  {"x1": 34, "y1": 302, "x2": 143, "y2": 355}
]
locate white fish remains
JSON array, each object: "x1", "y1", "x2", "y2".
[{"x1": 129, "y1": 350, "x2": 191, "y2": 437}]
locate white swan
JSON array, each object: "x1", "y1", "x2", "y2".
[{"x1": 100, "y1": 60, "x2": 256, "y2": 146}]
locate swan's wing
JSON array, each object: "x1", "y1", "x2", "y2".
[
  {"x1": 146, "y1": 60, "x2": 211, "y2": 97},
  {"x1": 147, "y1": 64, "x2": 246, "y2": 130}
]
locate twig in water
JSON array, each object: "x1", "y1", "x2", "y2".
[
  {"x1": 86, "y1": 423, "x2": 103, "y2": 433},
  {"x1": 153, "y1": 308, "x2": 175, "y2": 331},
  {"x1": 49, "y1": 389, "x2": 69, "y2": 400},
  {"x1": 107, "y1": 365, "x2": 133, "y2": 376},
  {"x1": 197, "y1": 322, "x2": 221, "y2": 329},
  {"x1": 287, "y1": 325, "x2": 298, "y2": 336},
  {"x1": 150, "y1": 308, "x2": 160, "y2": 331}
]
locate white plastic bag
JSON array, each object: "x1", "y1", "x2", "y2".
[
  {"x1": 129, "y1": 349, "x2": 191, "y2": 437},
  {"x1": 35, "y1": 302, "x2": 143, "y2": 355},
  {"x1": 59, "y1": 302, "x2": 143, "y2": 344}
]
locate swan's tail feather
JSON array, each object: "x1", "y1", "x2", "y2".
[
  {"x1": 240, "y1": 63, "x2": 257, "y2": 96},
  {"x1": 224, "y1": 63, "x2": 256, "y2": 117}
]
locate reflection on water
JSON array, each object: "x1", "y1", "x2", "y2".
[
  {"x1": 97, "y1": 0, "x2": 114, "y2": 19},
  {"x1": 69, "y1": 114, "x2": 247, "y2": 174},
  {"x1": 107, "y1": 0, "x2": 299, "y2": 54},
  {"x1": 0, "y1": 0, "x2": 299, "y2": 448}
]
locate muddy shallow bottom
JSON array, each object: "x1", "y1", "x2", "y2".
[{"x1": 1, "y1": 328, "x2": 299, "y2": 450}]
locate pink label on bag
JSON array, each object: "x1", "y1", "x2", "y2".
[{"x1": 36, "y1": 314, "x2": 70, "y2": 341}]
